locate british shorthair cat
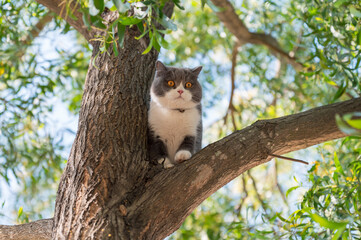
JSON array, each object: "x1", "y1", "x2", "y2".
[{"x1": 148, "y1": 61, "x2": 203, "y2": 168}]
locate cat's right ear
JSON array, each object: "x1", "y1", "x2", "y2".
[{"x1": 156, "y1": 61, "x2": 167, "y2": 72}]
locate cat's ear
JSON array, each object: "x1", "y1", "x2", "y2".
[
  {"x1": 156, "y1": 61, "x2": 167, "y2": 72},
  {"x1": 191, "y1": 66, "x2": 203, "y2": 76}
]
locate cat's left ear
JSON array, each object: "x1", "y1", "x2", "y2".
[
  {"x1": 191, "y1": 66, "x2": 203, "y2": 76},
  {"x1": 156, "y1": 61, "x2": 167, "y2": 72}
]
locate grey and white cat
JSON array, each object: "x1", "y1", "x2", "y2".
[{"x1": 148, "y1": 61, "x2": 203, "y2": 168}]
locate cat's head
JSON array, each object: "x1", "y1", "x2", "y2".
[{"x1": 151, "y1": 61, "x2": 202, "y2": 110}]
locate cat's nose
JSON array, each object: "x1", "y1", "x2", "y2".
[{"x1": 177, "y1": 90, "x2": 184, "y2": 95}]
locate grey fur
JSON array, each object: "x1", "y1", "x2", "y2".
[
  {"x1": 152, "y1": 61, "x2": 202, "y2": 103},
  {"x1": 148, "y1": 61, "x2": 203, "y2": 167}
]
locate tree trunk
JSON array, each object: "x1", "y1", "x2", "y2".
[{"x1": 52, "y1": 23, "x2": 159, "y2": 238}]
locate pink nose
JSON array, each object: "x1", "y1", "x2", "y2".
[{"x1": 177, "y1": 90, "x2": 184, "y2": 95}]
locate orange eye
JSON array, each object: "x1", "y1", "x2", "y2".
[
  {"x1": 185, "y1": 82, "x2": 192, "y2": 88},
  {"x1": 167, "y1": 80, "x2": 175, "y2": 87}
]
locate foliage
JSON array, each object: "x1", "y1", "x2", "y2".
[
  {"x1": 74, "y1": 0, "x2": 185, "y2": 55},
  {"x1": 0, "y1": 0, "x2": 89, "y2": 220},
  {"x1": 277, "y1": 139, "x2": 361, "y2": 239},
  {"x1": 291, "y1": 0, "x2": 361, "y2": 100},
  {"x1": 0, "y1": 1, "x2": 360, "y2": 240}
]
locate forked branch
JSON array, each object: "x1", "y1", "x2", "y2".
[
  {"x1": 210, "y1": 0, "x2": 304, "y2": 71},
  {"x1": 127, "y1": 97, "x2": 361, "y2": 239},
  {"x1": 35, "y1": 0, "x2": 93, "y2": 41}
]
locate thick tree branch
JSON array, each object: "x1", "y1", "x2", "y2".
[
  {"x1": 15, "y1": 12, "x2": 54, "y2": 59},
  {"x1": 127, "y1": 97, "x2": 361, "y2": 239},
  {"x1": 35, "y1": 0, "x2": 93, "y2": 41},
  {"x1": 22, "y1": 12, "x2": 54, "y2": 45},
  {"x1": 0, "y1": 218, "x2": 52, "y2": 240},
  {"x1": 210, "y1": 0, "x2": 304, "y2": 71}
]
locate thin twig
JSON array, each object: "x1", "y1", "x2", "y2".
[
  {"x1": 274, "y1": 160, "x2": 288, "y2": 205},
  {"x1": 269, "y1": 153, "x2": 308, "y2": 165},
  {"x1": 235, "y1": 173, "x2": 248, "y2": 216},
  {"x1": 223, "y1": 41, "x2": 240, "y2": 129},
  {"x1": 247, "y1": 170, "x2": 271, "y2": 221}
]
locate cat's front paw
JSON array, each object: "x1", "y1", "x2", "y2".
[
  {"x1": 175, "y1": 150, "x2": 192, "y2": 163},
  {"x1": 157, "y1": 157, "x2": 174, "y2": 169}
]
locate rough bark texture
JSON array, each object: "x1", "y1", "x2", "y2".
[
  {"x1": 50, "y1": 4, "x2": 175, "y2": 240},
  {"x1": 51, "y1": 26, "x2": 159, "y2": 239},
  {"x1": 210, "y1": 0, "x2": 304, "y2": 71},
  {"x1": 0, "y1": 218, "x2": 53, "y2": 240}
]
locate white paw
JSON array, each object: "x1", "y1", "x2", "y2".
[
  {"x1": 157, "y1": 157, "x2": 174, "y2": 168},
  {"x1": 157, "y1": 157, "x2": 166, "y2": 164},
  {"x1": 175, "y1": 150, "x2": 192, "y2": 163},
  {"x1": 163, "y1": 158, "x2": 174, "y2": 168}
]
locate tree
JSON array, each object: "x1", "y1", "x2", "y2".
[{"x1": 0, "y1": 0, "x2": 360, "y2": 239}]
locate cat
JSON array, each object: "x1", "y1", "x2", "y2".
[{"x1": 148, "y1": 61, "x2": 203, "y2": 168}]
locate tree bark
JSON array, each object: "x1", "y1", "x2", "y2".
[
  {"x1": 49, "y1": 3, "x2": 175, "y2": 239},
  {"x1": 0, "y1": 218, "x2": 53, "y2": 240},
  {"x1": 51, "y1": 25, "x2": 159, "y2": 239}
]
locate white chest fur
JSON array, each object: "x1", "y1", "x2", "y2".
[{"x1": 149, "y1": 101, "x2": 200, "y2": 161}]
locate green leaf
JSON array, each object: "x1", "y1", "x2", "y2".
[
  {"x1": 332, "y1": 225, "x2": 348, "y2": 240},
  {"x1": 201, "y1": 0, "x2": 206, "y2": 9},
  {"x1": 159, "y1": 15, "x2": 177, "y2": 31},
  {"x1": 94, "y1": 0, "x2": 104, "y2": 12},
  {"x1": 81, "y1": 9, "x2": 91, "y2": 30},
  {"x1": 357, "y1": 30, "x2": 361, "y2": 46},
  {"x1": 112, "y1": 41, "x2": 119, "y2": 57},
  {"x1": 112, "y1": 0, "x2": 130, "y2": 13},
  {"x1": 350, "y1": 6, "x2": 361, "y2": 18},
  {"x1": 136, "y1": 22, "x2": 144, "y2": 33},
  {"x1": 152, "y1": 35, "x2": 161, "y2": 52},
  {"x1": 118, "y1": 16, "x2": 142, "y2": 26},
  {"x1": 112, "y1": 25, "x2": 119, "y2": 57},
  {"x1": 118, "y1": 23, "x2": 126, "y2": 48},
  {"x1": 336, "y1": 113, "x2": 361, "y2": 136},
  {"x1": 172, "y1": 0, "x2": 185, "y2": 10},
  {"x1": 344, "y1": 112, "x2": 361, "y2": 129},
  {"x1": 104, "y1": 34, "x2": 112, "y2": 53},
  {"x1": 90, "y1": 15, "x2": 106, "y2": 29},
  {"x1": 155, "y1": 32, "x2": 171, "y2": 49},
  {"x1": 276, "y1": 213, "x2": 291, "y2": 223},
  {"x1": 17, "y1": 206, "x2": 23, "y2": 218},
  {"x1": 286, "y1": 186, "x2": 299, "y2": 198},
  {"x1": 334, "y1": 0, "x2": 347, "y2": 8},
  {"x1": 333, "y1": 152, "x2": 345, "y2": 176},
  {"x1": 304, "y1": 209, "x2": 349, "y2": 230},
  {"x1": 333, "y1": 83, "x2": 346, "y2": 101},
  {"x1": 142, "y1": 32, "x2": 154, "y2": 55}
]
